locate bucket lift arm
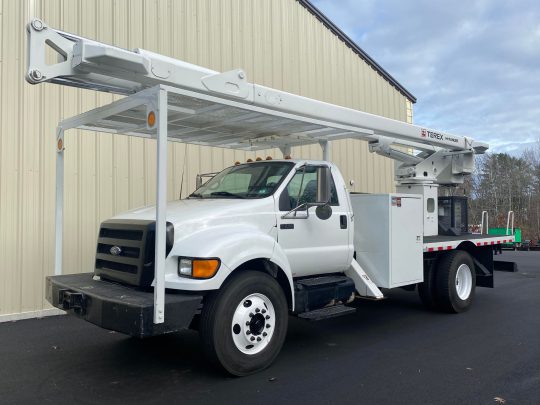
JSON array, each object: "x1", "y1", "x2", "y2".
[
  {"x1": 368, "y1": 135, "x2": 476, "y2": 185},
  {"x1": 26, "y1": 19, "x2": 488, "y2": 186}
]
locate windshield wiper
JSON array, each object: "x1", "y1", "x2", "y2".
[
  {"x1": 209, "y1": 191, "x2": 245, "y2": 199},
  {"x1": 189, "y1": 192, "x2": 204, "y2": 198}
]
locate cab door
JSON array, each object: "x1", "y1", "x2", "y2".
[{"x1": 276, "y1": 164, "x2": 351, "y2": 277}]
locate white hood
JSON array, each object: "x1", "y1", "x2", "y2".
[{"x1": 112, "y1": 197, "x2": 278, "y2": 237}]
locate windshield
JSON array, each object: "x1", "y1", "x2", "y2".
[{"x1": 190, "y1": 161, "x2": 294, "y2": 199}]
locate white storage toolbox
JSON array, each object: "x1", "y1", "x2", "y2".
[{"x1": 350, "y1": 193, "x2": 423, "y2": 288}]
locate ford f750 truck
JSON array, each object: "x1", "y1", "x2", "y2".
[{"x1": 26, "y1": 19, "x2": 514, "y2": 375}]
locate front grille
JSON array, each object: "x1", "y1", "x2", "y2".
[
  {"x1": 99, "y1": 228, "x2": 144, "y2": 240},
  {"x1": 97, "y1": 243, "x2": 140, "y2": 258},
  {"x1": 96, "y1": 259, "x2": 138, "y2": 274},
  {"x1": 95, "y1": 219, "x2": 173, "y2": 287}
]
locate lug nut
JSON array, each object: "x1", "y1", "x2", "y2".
[
  {"x1": 257, "y1": 337, "x2": 261, "y2": 342},
  {"x1": 250, "y1": 337, "x2": 255, "y2": 341},
  {"x1": 265, "y1": 315, "x2": 270, "y2": 320},
  {"x1": 246, "y1": 330, "x2": 251, "y2": 335},
  {"x1": 263, "y1": 332, "x2": 267, "y2": 337},
  {"x1": 261, "y1": 309, "x2": 266, "y2": 314},
  {"x1": 255, "y1": 308, "x2": 260, "y2": 313},
  {"x1": 266, "y1": 324, "x2": 270, "y2": 329},
  {"x1": 249, "y1": 312, "x2": 254, "y2": 317}
]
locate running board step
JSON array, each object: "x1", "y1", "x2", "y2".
[{"x1": 298, "y1": 305, "x2": 356, "y2": 321}]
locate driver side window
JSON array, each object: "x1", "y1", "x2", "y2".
[{"x1": 279, "y1": 165, "x2": 339, "y2": 211}]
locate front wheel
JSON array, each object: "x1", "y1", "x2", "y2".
[
  {"x1": 435, "y1": 250, "x2": 476, "y2": 313},
  {"x1": 199, "y1": 271, "x2": 288, "y2": 376}
]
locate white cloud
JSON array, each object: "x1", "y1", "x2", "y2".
[{"x1": 312, "y1": 0, "x2": 540, "y2": 155}]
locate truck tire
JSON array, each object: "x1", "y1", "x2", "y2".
[
  {"x1": 418, "y1": 260, "x2": 438, "y2": 310},
  {"x1": 435, "y1": 250, "x2": 476, "y2": 313},
  {"x1": 199, "y1": 270, "x2": 288, "y2": 376}
]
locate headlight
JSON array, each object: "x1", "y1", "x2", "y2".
[
  {"x1": 177, "y1": 257, "x2": 220, "y2": 279},
  {"x1": 178, "y1": 258, "x2": 193, "y2": 276}
]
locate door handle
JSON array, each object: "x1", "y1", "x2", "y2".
[{"x1": 340, "y1": 215, "x2": 347, "y2": 229}]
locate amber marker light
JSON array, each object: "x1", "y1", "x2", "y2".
[
  {"x1": 57, "y1": 138, "x2": 63, "y2": 151},
  {"x1": 147, "y1": 111, "x2": 156, "y2": 127},
  {"x1": 192, "y1": 259, "x2": 220, "y2": 278}
]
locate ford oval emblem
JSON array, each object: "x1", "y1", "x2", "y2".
[{"x1": 110, "y1": 246, "x2": 122, "y2": 256}]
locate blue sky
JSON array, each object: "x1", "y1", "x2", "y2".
[{"x1": 312, "y1": 0, "x2": 540, "y2": 155}]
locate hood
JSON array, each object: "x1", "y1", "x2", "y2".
[{"x1": 112, "y1": 197, "x2": 277, "y2": 232}]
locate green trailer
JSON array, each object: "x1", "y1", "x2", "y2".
[{"x1": 488, "y1": 227, "x2": 521, "y2": 250}]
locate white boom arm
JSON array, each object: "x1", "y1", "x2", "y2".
[{"x1": 26, "y1": 19, "x2": 487, "y2": 185}]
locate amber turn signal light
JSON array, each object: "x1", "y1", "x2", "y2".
[{"x1": 193, "y1": 259, "x2": 220, "y2": 279}]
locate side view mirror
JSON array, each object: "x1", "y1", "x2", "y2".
[{"x1": 315, "y1": 204, "x2": 332, "y2": 220}]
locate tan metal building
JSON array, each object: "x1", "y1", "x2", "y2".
[{"x1": 0, "y1": 0, "x2": 415, "y2": 320}]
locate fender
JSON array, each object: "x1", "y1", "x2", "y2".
[
  {"x1": 269, "y1": 241, "x2": 296, "y2": 310},
  {"x1": 165, "y1": 224, "x2": 295, "y2": 309}
]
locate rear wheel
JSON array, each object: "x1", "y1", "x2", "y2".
[
  {"x1": 200, "y1": 271, "x2": 288, "y2": 376},
  {"x1": 435, "y1": 250, "x2": 476, "y2": 313}
]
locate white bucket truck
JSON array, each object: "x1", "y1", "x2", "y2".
[{"x1": 26, "y1": 20, "x2": 514, "y2": 375}]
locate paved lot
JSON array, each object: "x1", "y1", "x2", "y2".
[{"x1": 1, "y1": 251, "x2": 538, "y2": 405}]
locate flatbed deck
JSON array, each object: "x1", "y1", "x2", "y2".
[{"x1": 423, "y1": 233, "x2": 515, "y2": 252}]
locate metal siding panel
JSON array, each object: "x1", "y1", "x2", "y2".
[
  {"x1": 298, "y1": 6, "x2": 309, "y2": 96},
  {"x1": 287, "y1": 0, "x2": 301, "y2": 94},
  {"x1": 251, "y1": 2, "x2": 268, "y2": 86},
  {"x1": 271, "y1": 0, "x2": 283, "y2": 90},
  {"x1": 0, "y1": 0, "x2": 21, "y2": 314},
  {"x1": 344, "y1": 50, "x2": 355, "y2": 187},
  {"x1": 220, "y1": 0, "x2": 233, "y2": 71},
  {"x1": 407, "y1": 99, "x2": 414, "y2": 124},
  {"x1": 197, "y1": 0, "x2": 211, "y2": 68},
  {"x1": 307, "y1": 6, "x2": 320, "y2": 100},
  {"x1": 127, "y1": 0, "x2": 146, "y2": 209},
  {"x1": 113, "y1": 0, "x2": 130, "y2": 214},
  {"x1": 19, "y1": 0, "x2": 40, "y2": 312}
]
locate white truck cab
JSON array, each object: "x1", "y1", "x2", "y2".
[{"x1": 100, "y1": 159, "x2": 352, "y2": 292}]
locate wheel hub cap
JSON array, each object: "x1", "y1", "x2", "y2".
[
  {"x1": 231, "y1": 293, "x2": 276, "y2": 355},
  {"x1": 249, "y1": 313, "x2": 265, "y2": 335},
  {"x1": 455, "y1": 264, "x2": 473, "y2": 300}
]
